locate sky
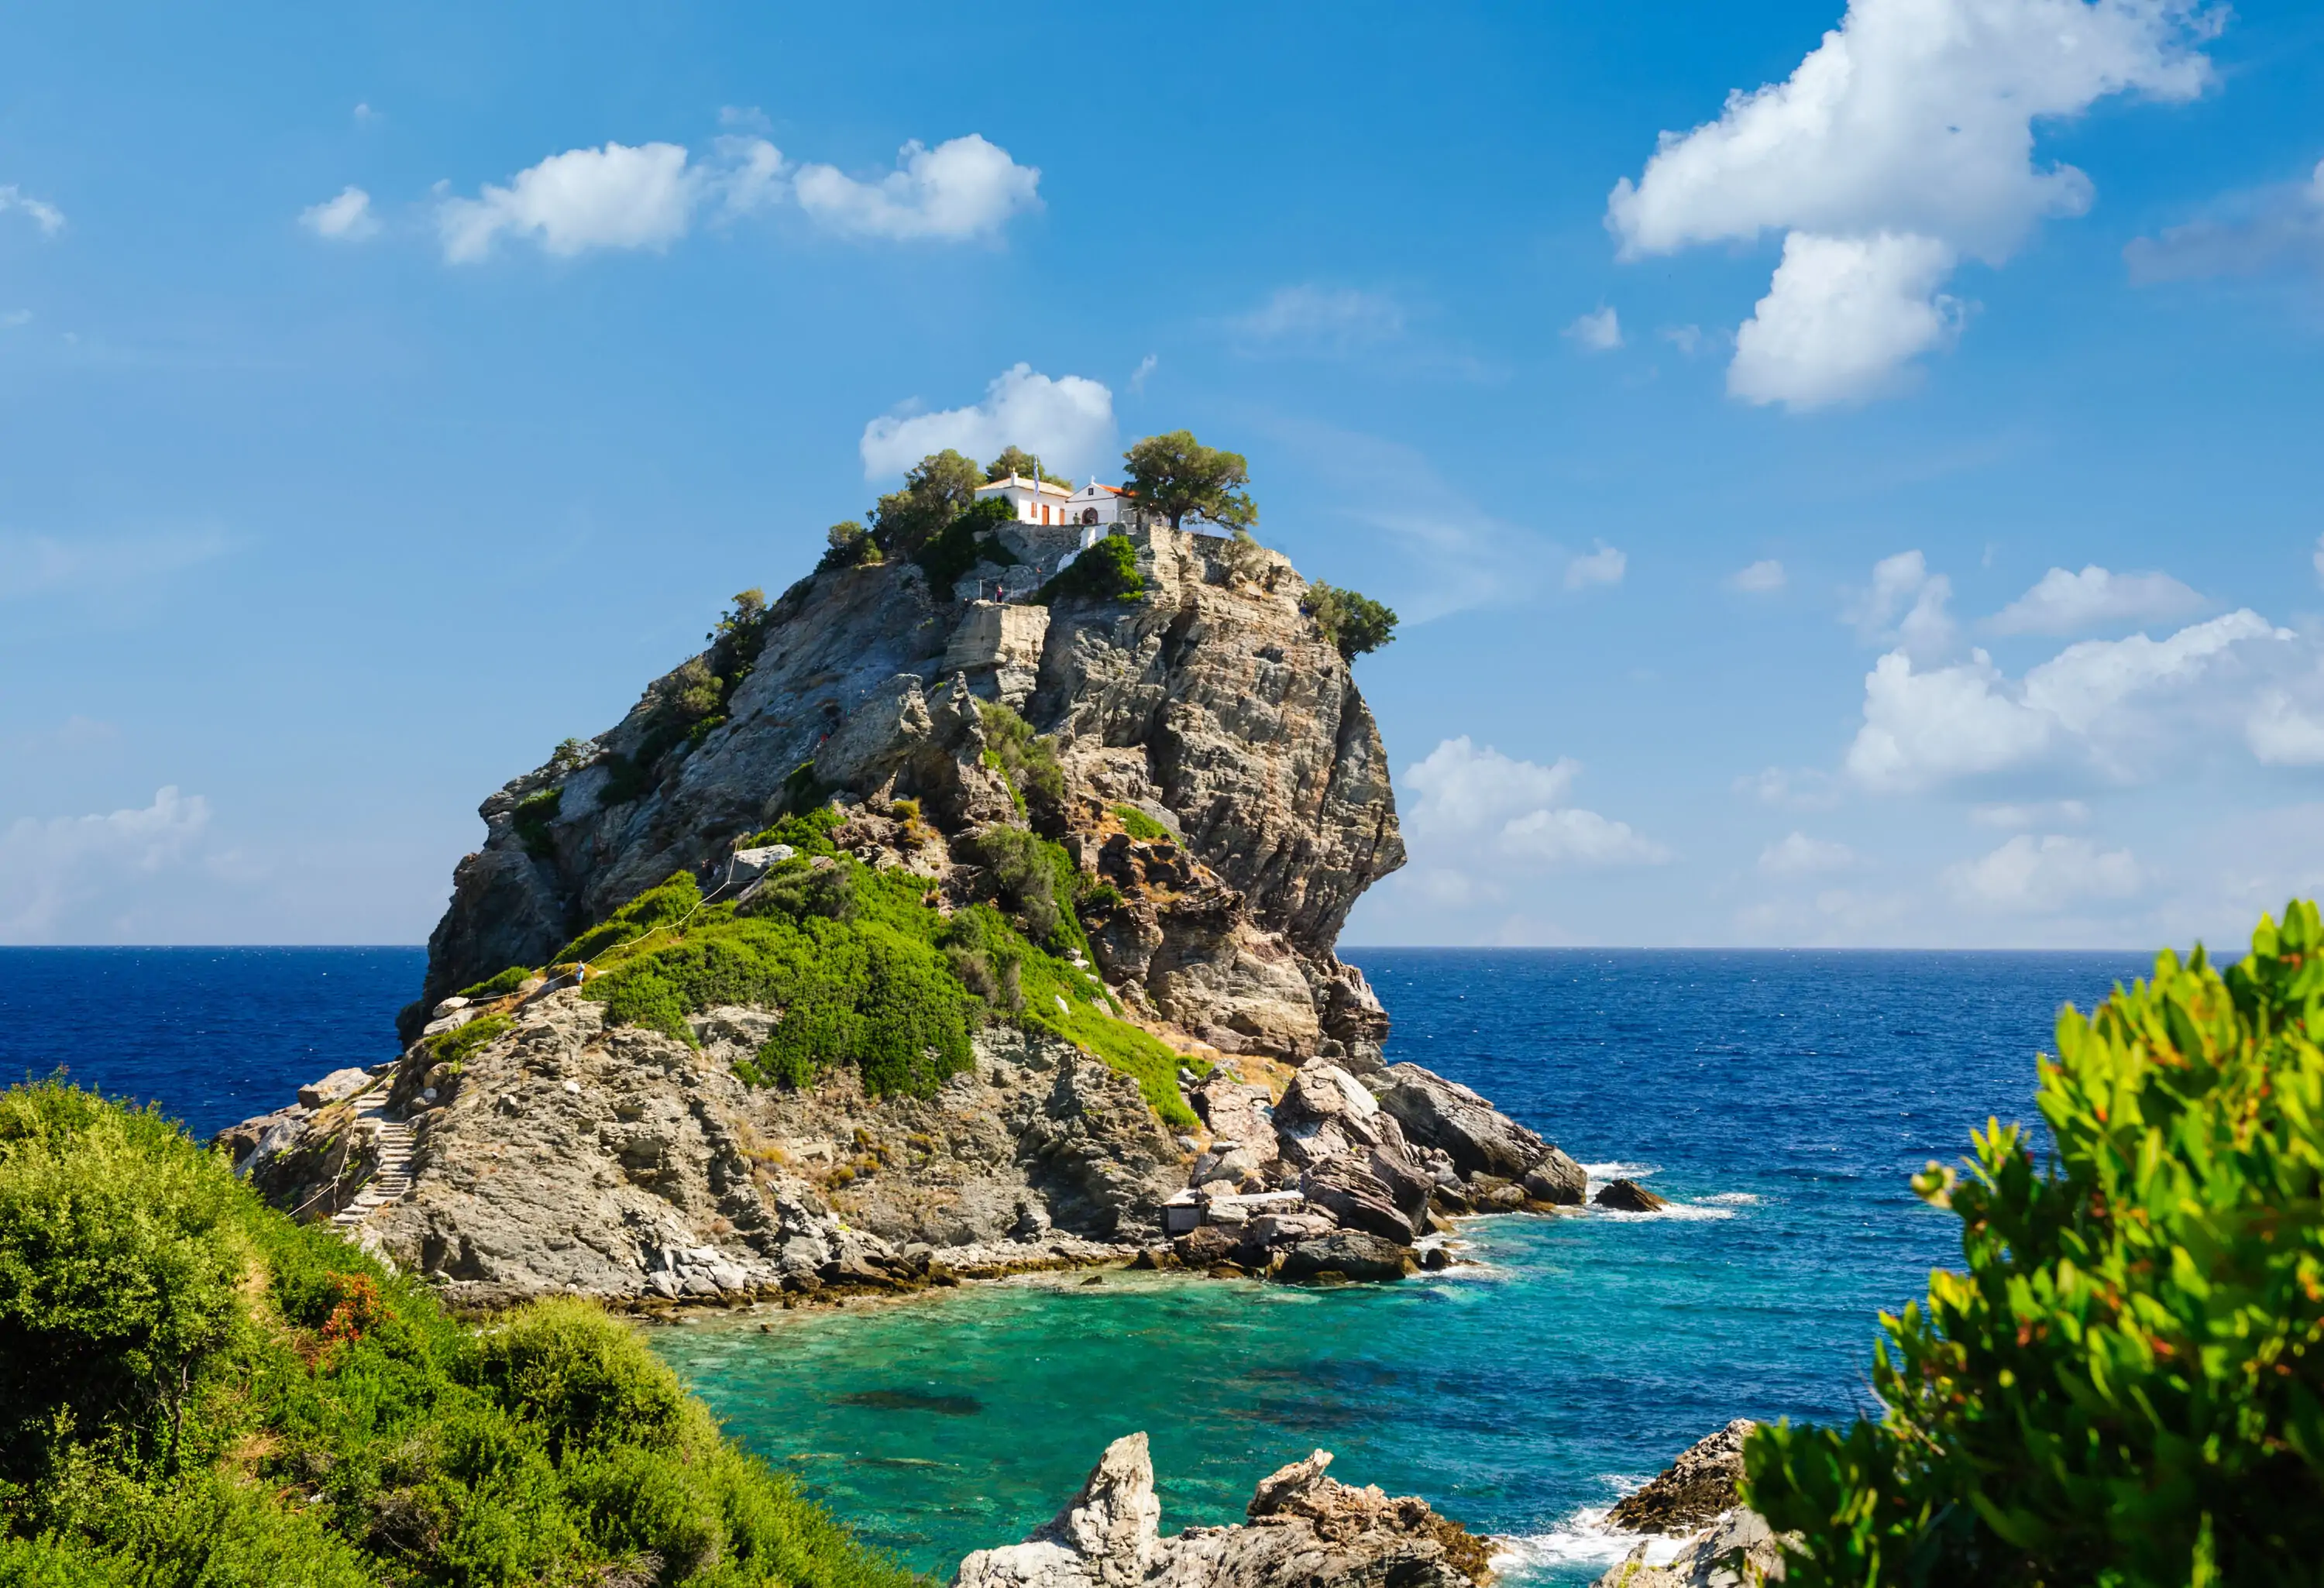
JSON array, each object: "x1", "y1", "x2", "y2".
[{"x1": 2, "y1": 1, "x2": 2322, "y2": 951}]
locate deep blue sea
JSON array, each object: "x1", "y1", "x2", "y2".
[{"x1": 0, "y1": 944, "x2": 2150, "y2": 1582}]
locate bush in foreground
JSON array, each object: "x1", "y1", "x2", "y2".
[
  {"x1": 1745, "y1": 901, "x2": 2324, "y2": 1585},
  {"x1": 0, "y1": 1078, "x2": 916, "y2": 1588}
]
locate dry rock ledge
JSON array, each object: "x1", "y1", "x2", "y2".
[
  {"x1": 956, "y1": 1432, "x2": 1493, "y2": 1588},
  {"x1": 1592, "y1": 1421, "x2": 1792, "y2": 1588},
  {"x1": 217, "y1": 524, "x2": 1595, "y2": 1304}
]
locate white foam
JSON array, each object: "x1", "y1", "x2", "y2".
[
  {"x1": 1593, "y1": 1201, "x2": 1735, "y2": 1222},
  {"x1": 1699, "y1": 1191, "x2": 1762, "y2": 1206},
  {"x1": 1580, "y1": 1161, "x2": 1658, "y2": 1181},
  {"x1": 1490, "y1": 1502, "x2": 1684, "y2": 1579}
]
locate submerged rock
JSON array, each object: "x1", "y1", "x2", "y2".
[{"x1": 955, "y1": 1432, "x2": 1491, "y2": 1588}]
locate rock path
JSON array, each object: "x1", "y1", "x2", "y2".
[{"x1": 329, "y1": 1085, "x2": 414, "y2": 1229}]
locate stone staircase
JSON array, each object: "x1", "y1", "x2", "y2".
[{"x1": 330, "y1": 1087, "x2": 416, "y2": 1229}]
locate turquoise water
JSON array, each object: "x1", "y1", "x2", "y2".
[{"x1": 653, "y1": 949, "x2": 2150, "y2": 1583}]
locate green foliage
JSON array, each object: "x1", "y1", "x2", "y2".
[
  {"x1": 602, "y1": 592, "x2": 778, "y2": 809},
  {"x1": 975, "y1": 702, "x2": 1064, "y2": 820},
  {"x1": 510, "y1": 789, "x2": 561, "y2": 859},
  {"x1": 1745, "y1": 900, "x2": 2324, "y2": 1587},
  {"x1": 1303, "y1": 582, "x2": 1398, "y2": 662},
  {"x1": 0, "y1": 1082, "x2": 912, "y2": 1588},
  {"x1": 1037, "y1": 532, "x2": 1144, "y2": 605},
  {"x1": 820, "y1": 521, "x2": 878, "y2": 571},
  {"x1": 1121, "y1": 430, "x2": 1256, "y2": 533},
  {"x1": 985, "y1": 447, "x2": 1072, "y2": 486},
  {"x1": 453, "y1": 966, "x2": 534, "y2": 1001},
  {"x1": 547, "y1": 737, "x2": 593, "y2": 776},
  {"x1": 870, "y1": 450, "x2": 983, "y2": 559},
  {"x1": 744, "y1": 803, "x2": 844, "y2": 858},
  {"x1": 1111, "y1": 804, "x2": 1169, "y2": 843},
  {"x1": 554, "y1": 871, "x2": 704, "y2": 966},
  {"x1": 916, "y1": 496, "x2": 1017, "y2": 594},
  {"x1": 566, "y1": 837, "x2": 1198, "y2": 1122},
  {"x1": 419, "y1": 1014, "x2": 513, "y2": 1076}
]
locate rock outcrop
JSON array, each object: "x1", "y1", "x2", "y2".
[
  {"x1": 1593, "y1": 1422, "x2": 1789, "y2": 1588},
  {"x1": 956, "y1": 1432, "x2": 1492, "y2": 1588},
  {"x1": 412, "y1": 522, "x2": 1403, "y2": 1061}
]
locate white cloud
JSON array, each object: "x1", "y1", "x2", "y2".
[
  {"x1": 1564, "y1": 307, "x2": 1622, "y2": 352},
  {"x1": 793, "y1": 134, "x2": 1038, "y2": 241},
  {"x1": 1736, "y1": 765, "x2": 1842, "y2": 810},
  {"x1": 0, "y1": 788, "x2": 211, "y2": 942},
  {"x1": 436, "y1": 136, "x2": 786, "y2": 262},
  {"x1": 1235, "y1": 286, "x2": 1405, "y2": 349},
  {"x1": 1944, "y1": 833, "x2": 2142, "y2": 913},
  {"x1": 1662, "y1": 324, "x2": 1707, "y2": 355},
  {"x1": 1846, "y1": 607, "x2": 2289, "y2": 792},
  {"x1": 1129, "y1": 354, "x2": 1157, "y2": 394},
  {"x1": 2246, "y1": 690, "x2": 2324, "y2": 766},
  {"x1": 1608, "y1": 0, "x2": 2214, "y2": 404},
  {"x1": 860, "y1": 363, "x2": 1114, "y2": 480},
  {"x1": 2126, "y1": 158, "x2": 2324, "y2": 283},
  {"x1": 1989, "y1": 564, "x2": 2206, "y2": 635},
  {"x1": 1730, "y1": 559, "x2": 1786, "y2": 593},
  {"x1": 1404, "y1": 737, "x2": 1671, "y2": 871},
  {"x1": 1760, "y1": 831, "x2": 1857, "y2": 875},
  {"x1": 1728, "y1": 232, "x2": 1962, "y2": 407},
  {"x1": 300, "y1": 185, "x2": 380, "y2": 242},
  {"x1": 1565, "y1": 541, "x2": 1627, "y2": 591},
  {"x1": 1970, "y1": 799, "x2": 2089, "y2": 828},
  {"x1": 0, "y1": 184, "x2": 64, "y2": 237},
  {"x1": 1845, "y1": 549, "x2": 1954, "y2": 659}
]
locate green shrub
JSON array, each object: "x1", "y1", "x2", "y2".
[
  {"x1": 0, "y1": 1081, "x2": 915, "y2": 1588},
  {"x1": 1037, "y1": 533, "x2": 1143, "y2": 604},
  {"x1": 976, "y1": 701, "x2": 1063, "y2": 820},
  {"x1": 971, "y1": 826, "x2": 1089, "y2": 961},
  {"x1": 420, "y1": 1013, "x2": 512, "y2": 1074},
  {"x1": 1303, "y1": 581, "x2": 1397, "y2": 662},
  {"x1": 744, "y1": 803, "x2": 843, "y2": 858},
  {"x1": 510, "y1": 789, "x2": 561, "y2": 858},
  {"x1": 1111, "y1": 804, "x2": 1169, "y2": 843},
  {"x1": 455, "y1": 966, "x2": 535, "y2": 1001},
  {"x1": 1745, "y1": 901, "x2": 2324, "y2": 1586},
  {"x1": 915, "y1": 496, "x2": 1016, "y2": 594},
  {"x1": 820, "y1": 521, "x2": 878, "y2": 571},
  {"x1": 554, "y1": 871, "x2": 704, "y2": 966}
]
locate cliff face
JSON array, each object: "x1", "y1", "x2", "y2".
[{"x1": 418, "y1": 523, "x2": 1404, "y2": 1059}]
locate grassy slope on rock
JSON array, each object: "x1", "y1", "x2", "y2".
[
  {"x1": 0, "y1": 1078, "x2": 915, "y2": 1588},
  {"x1": 552, "y1": 809, "x2": 1201, "y2": 1128}
]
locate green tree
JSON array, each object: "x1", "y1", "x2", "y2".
[
  {"x1": 1745, "y1": 900, "x2": 2324, "y2": 1586},
  {"x1": 985, "y1": 446, "x2": 1074, "y2": 486},
  {"x1": 1305, "y1": 583, "x2": 1398, "y2": 661},
  {"x1": 1121, "y1": 431, "x2": 1257, "y2": 533},
  {"x1": 871, "y1": 449, "x2": 983, "y2": 558},
  {"x1": 821, "y1": 521, "x2": 878, "y2": 570}
]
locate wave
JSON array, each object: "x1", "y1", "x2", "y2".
[
  {"x1": 1580, "y1": 1161, "x2": 1658, "y2": 1181},
  {"x1": 1698, "y1": 1191, "x2": 1762, "y2": 1205},
  {"x1": 1489, "y1": 1501, "x2": 1684, "y2": 1581},
  {"x1": 1592, "y1": 1201, "x2": 1736, "y2": 1222}
]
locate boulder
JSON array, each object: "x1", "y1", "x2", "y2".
[
  {"x1": 955, "y1": 1435, "x2": 1488, "y2": 1588},
  {"x1": 1277, "y1": 1230, "x2": 1409, "y2": 1284},
  {"x1": 1607, "y1": 1420, "x2": 1757, "y2": 1536},
  {"x1": 1172, "y1": 1226, "x2": 1239, "y2": 1269},
  {"x1": 1366, "y1": 1146, "x2": 1437, "y2": 1225},
  {"x1": 1593, "y1": 1507, "x2": 1788, "y2": 1588},
  {"x1": 1596, "y1": 1178, "x2": 1669, "y2": 1213},
  {"x1": 1299, "y1": 1160, "x2": 1415, "y2": 1245},
  {"x1": 1373, "y1": 1062, "x2": 1549, "y2": 1181},
  {"x1": 297, "y1": 1067, "x2": 376, "y2": 1109},
  {"x1": 1522, "y1": 1146, "x2": 1588, "y2": 1206}
]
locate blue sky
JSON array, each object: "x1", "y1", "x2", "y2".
[{"x1": 2, "y1": 1, "x2": 2322, "y2": 949}]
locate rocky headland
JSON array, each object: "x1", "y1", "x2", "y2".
[{"x1": 219, "y1": 512, "x2": 1599, "y2": 1307}]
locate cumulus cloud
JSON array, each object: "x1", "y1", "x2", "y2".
[
  {"x1": 1730, "y1": 559, "x2": 1786, "y2": 593},
  {"x1": 860, "y1": 364, "x2": 1114, "y2": 480},
  {"x1": 1989, "y1": 564, "x2": 2207, "y2": 635},
  {"x1": 1846, "y1": 606, "x2": 2288, "y2": 792},
  {"x1": 1233, "y1": 286, "x2": 1406, "y2": 350},
  {"x1": 1760, "y1": 831, "x2": 1857, "y2": 875},
  {"x1": 441, "y1": 140, "x2": 719, "y2": 261},
  {"x1": 1405, "y1": 737, "x2": 1672, "y2": 870},
  {"x1": 0, "y1": 787, "x2": 211, "y2": 942},
  {"x1": 1565, "y1": 542, "x2": 1627, "y2": 591},
  {"x1": 1845, "y1": 549, "x2": 1954, "y2": 659},
  {"x1": 793, "y1": 134, "x2": 1039, "y2": 241},
  {"x1": 1970, "y1": 799, "x2": 2089, "y2": 828},
  {"x1": 1728, "y1": 232, "x2": 1963, "y2": 406},
  {"x1": 1564, "y1": 307, "x2": 1623, "y2": 351},
  {"x1": 300, "y1": 186, "x2": 380, "y2": 242},
  {"x1": 1607, "y1": 0, "x2": 2215, "y2": 406},
  {"x1": 1944, "y1": 833, "x2": 2142, "y2": 913},
  {"x1": 2247, "y1": 690, "x2": 2324, "y2": 766},
  {"x1": 2126, "y1": 158, "x2": 2324, "y2": 282},
  {"x1": 0, "y1": 184, "x2": 64, "y2": 237}
]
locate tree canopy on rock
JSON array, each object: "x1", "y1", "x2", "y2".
[
  {"x1": 1304, "y1": 583, "x2": 1397, "y2": 662},
  {"x1": 1122, "y1": 431, "x2": 1257, "y2": 534},
  {"x1": 872, "y1": 450, "x2": 983, "y2": 557},
  {"x1": 985, "y1": 446, "x2": 1073, "y2": 486}
]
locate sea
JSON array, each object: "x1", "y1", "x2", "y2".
[{"x1": 0, "y1": 944, "x2": 2150, "y2": 1584}]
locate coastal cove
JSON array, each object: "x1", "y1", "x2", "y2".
[{"x1": 5, "y1": 944, "x2": 2144, "y2": 1583}]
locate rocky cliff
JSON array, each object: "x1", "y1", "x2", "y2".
[{"x1": 418, "y1": 521, "x2": 1403, "y2": 1060}]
